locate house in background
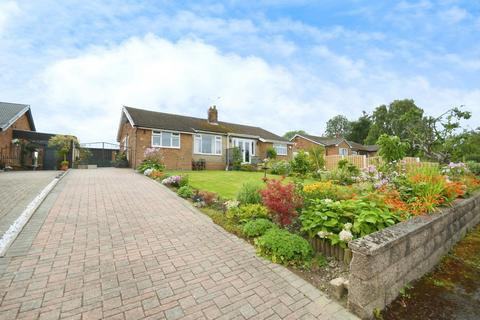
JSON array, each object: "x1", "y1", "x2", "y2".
[
  {"x1": 117, "y1": 106, "x2": 293, "y2": 170},
  {"x1": 0, "y1": 102, "x2": 35, "y2": 148},
  {"x1": 291, "y1": 133, "x2": 378, "y2": 157},
  {"x1": 0, "y1": 102, "x2": 74, "y2": 170}
]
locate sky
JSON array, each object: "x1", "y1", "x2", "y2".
[{"x1": 0, "y1": 0, "x2": 479, "y2": 143}]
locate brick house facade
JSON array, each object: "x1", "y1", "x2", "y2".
[
  {"x1": 117, "y1": 106, "x2": 293, "y2": 170},
  {"x1": 291, "y1": 134, "x2": 378, "y2": 157},
  {"x1": 0, "y1": 103, "x2": 35, "y2": 149}
]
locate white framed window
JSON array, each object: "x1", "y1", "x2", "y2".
[
  {"x1": 273, "y1": 143, "x2": 288, "y2": 156},
  {"x1": 152, "y1": 131, "x2": 180, "y2": 148},
  {"x1": 339, "y1": 148, "x2": 348, "y2": 156},
  {"x1": 194, "y1": 134, "x2": 222, "y2": 155}
]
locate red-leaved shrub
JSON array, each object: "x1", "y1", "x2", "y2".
[{"x1": 260, "y1": 179, "x2": 303, "y2": 226}]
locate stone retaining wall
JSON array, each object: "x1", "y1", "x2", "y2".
[{"x1": 347, "y1": 193, "x2": 480, "y2": 319}]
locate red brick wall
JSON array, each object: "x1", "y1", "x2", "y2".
[
  {"x1": 292, "y1": 136, "x2": 318, "y2": 154},
  {"x1": 0, "y1": 113, "x2": 33, "y2": 149},
  {"x1": 258, "y1": 141, "x2": 292, "y2": 161},
  {"x1": 326, "y1": 141, "x2": 352, "y2": 156}
]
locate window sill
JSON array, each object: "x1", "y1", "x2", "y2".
[{"x1": 151, "y1": 145, "x2": 181, "y2": 149}]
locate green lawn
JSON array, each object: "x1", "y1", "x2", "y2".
[{"x1": 165, "y1": 170, "x2": 311, "y2": 199}]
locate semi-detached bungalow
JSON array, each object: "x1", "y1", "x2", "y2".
[
  {"x1": 291, "y1": 133, "x2": 378, "y2": 157},
  {"x1": 117, "y1": 106, "x2": 293, "y2": 170}
]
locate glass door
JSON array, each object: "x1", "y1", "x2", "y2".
[{"x1": 233, "y1": 138, "x2": 254, "y2": 163}]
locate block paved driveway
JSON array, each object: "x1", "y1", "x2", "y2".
[
  {"x1": 0, "y1": 168, "x2": 357, "y2": 320},
  {"x1": 0, "y1": 171, "x2": 60, "y2": 237}
]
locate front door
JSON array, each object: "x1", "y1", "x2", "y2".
[{"x1": 233, "y1": 138, "x2": 255, "y2": 163}]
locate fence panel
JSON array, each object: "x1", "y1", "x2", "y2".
[
  {"x1": 325, "y1": 155, "x2": 366, "y2": 170},
  {"x1": 326, "y1": 154, "x2": 431, "y2": 171},
  {"x1": 0, "y1": 146, "x2": 21, "y2": 167}
]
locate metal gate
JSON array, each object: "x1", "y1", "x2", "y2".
[{"x1": 79, "y1": 142, "x2": 119, "y2": 167}]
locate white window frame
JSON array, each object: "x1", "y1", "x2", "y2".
[
  {"x1": 123, "y1": 135, "x2": 129, "y2": 160},
  {"x1": 152, "y1": 130, "x2": 180, "y2": 149},
  {"x1": 273, "y1": 143, "x2": 288, "y2": 156},
  {"x1": 339, "y1": 148, "x2": 348, "y2": 156},
  {"x1": 194, "y1": 134, "x2": 222, "y2": 155}
]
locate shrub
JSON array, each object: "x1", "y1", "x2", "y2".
[
  {"x1": 177, "y1": 186, "x2": 194, "y2": 198},
  {"x1": 377, "y1": 134, "x2": 409, "y2": 163},
  {"x1": 240, "y1": 164, "x2": 257, "y2": 172},
  {"x1": 231, "y1": 147, "x2": 242, "y2": 170},
  {"x1": 303, "y1": 181, "x2": 341, "y2": 201},
  {"x1": 226, "y1": 204, "x2": 269, "y2": 223},
  {"x1": 322, "y1": 160, "x2": 360, "y2": 185},
  {"x1": 202, "y1": 208, "x2": 244, "y2": 237},
  {"x1": 149, "y1": 170, "x2": 165, "y2": 180},
  {"x1": 193, "y1": 190, "x2": 218, "y2": 206},
  {"x1": 254, "y1": 228, "x2": 312, "y2": 266},
  {"x1": 300, "y1": 198, "x2": 399, "y2": 247},
  {"x1": 290, "y1": 150, "x2": 313, "y2": 176},
  {"x1": 112, "y1": 151, "x2": 128, "y2": 168},
  {"x1": 237, "y1": 182, "x2": 263, "y2": 205},
  {"x1": 308, "y1": 146, "x2": 325, "y2": 171},
  {"x1": 467, "y1": 161, "x2": 480, "y2": 176},
  {"x1": 137, "y1": 148, "x2": 165, "y2": 173},
  {"x1": 266, "y1": 147, "x2": 277, "y2": 159},
  {"x1": 162, "y1": 175, "x2": 186, "y2": 187},
  {"x1": 243, "y1": 219, "x2": 276, "y2": 237},
  {"x1": 223, "y1": 200, "x2": 240, "y2": 211},
  {"x1": 269, "y1": 160, "x2": 291, "y2": 175},
  {"x1": 260, "y1": 179, "x2": 303, "y2": 226}
]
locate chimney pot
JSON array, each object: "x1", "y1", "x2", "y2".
[{"x1": 208, "y1": 105, "x2": 218, "y2": 124}]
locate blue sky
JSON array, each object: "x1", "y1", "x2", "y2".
[{"x1": 0, "y1": 0, "x2": 479, "y2": 142}]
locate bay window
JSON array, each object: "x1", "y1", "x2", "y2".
[
  {"x1": 194, "y1": 134, "x2": 222, "y2": 155},
  {"x1": 152, "y1": 131, "x2": 180, "y2": 148},
  {"x1": 273, "y1": 143, "x2": 288, "y2": 156}
]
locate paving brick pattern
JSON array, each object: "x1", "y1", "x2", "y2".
[
  {"x1": 0, "y1": 171, "x2": 60, "y2": 237},
  {"x1": 0, "y1": 169, "x2": 357, "y2": 319}
]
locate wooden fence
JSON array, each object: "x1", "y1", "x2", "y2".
[
  {"x1": 325, "y1": 155, "x2": 424, "y2": 171},
  {"x1": 308, "y1": 237, "x2": 352, "y2": 264},
  {"x1": 0, "y1": 146, "x2": 21, "y2": 167}
]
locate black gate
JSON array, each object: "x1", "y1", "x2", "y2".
[
  {"x1": 43, "y1": 147, "x2": 58, "y2": 170},
  {"x1": 80, "y1": 142, "x2": 119, "y2": 167}
]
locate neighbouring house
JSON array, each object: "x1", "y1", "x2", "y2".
[
  {"x1": 291, "y1": 133, "x2": 378, "y2": 157},
  {"x1": 116, "y1": 106, "x2": 293, "y2": 170},
  {"x1": 0, "y1": 102, "x2": 75, "y2": 170}
]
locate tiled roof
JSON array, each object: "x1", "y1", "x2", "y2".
[
  {"x1": 294, "y1": 133, "x2": 378, "y2": 151},
  {"x1": 295, "y1": 134, "x2": 344, "y2": 146},
  {"x1": 0, "y1": 102, "x2": 35, "y2": 131},
  {"x1": 123, "y1": 106, "x2": 288, "y2": 142}
]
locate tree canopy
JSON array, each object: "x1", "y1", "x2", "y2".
[
  {"x1": 321, "y1": 99, "x2": 475, "y2": 164},
  {"x1": 324, "y1": 115, "x2": 351, "y2": 138},
  {"x1": 283, "y1": 130, "x2": 308, "y2": 140}
]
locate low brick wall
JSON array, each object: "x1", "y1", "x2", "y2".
[{"x1": 347, "y1": 193, "x2": 480, "y2": 319}]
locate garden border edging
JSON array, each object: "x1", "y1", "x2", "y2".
[{"x1": 347, "y1": 192, "x2": 480, "y2": 319}]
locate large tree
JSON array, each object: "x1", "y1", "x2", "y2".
[
  {"x1": 406, "y1": 107, "x2": 471, "y2": 163},
  {"x1": 324, "y1": 115, "x2": 351, "y2": 138},
  {"x1": 346, "y1": 111, "x2": 372, "y2": 144},
  {"x1": 365, "y1": 99, "x2": 424, "y2": 146},
  {"x1": 283, "y1": 130, "x2": 308, "y2": 140}
]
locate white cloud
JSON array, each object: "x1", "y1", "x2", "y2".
[
  {"x1": 30, "y1": 34, "x2": 480, "y2": 143},
  {"x1": 439, "y1": 6, "x2": 470, "y2": 24},
  {"x1": 0, "y1": 0, "x2": 20, "y2": 35}
]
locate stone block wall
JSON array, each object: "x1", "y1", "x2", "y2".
[{"x1": 347, "y1": 193, "x2": 480, "y2": 319}]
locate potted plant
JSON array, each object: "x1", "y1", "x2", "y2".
[
  {"x1": 48, "y1": 134, "x2": 79, "y2": 171},
  {"x1": 60, "y1": 160, "x2": 69, "y2": 171}
]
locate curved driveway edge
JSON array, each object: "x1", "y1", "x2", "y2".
[{"x1": 0, "y1": 168, "x2": 357, "y2": 320}]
